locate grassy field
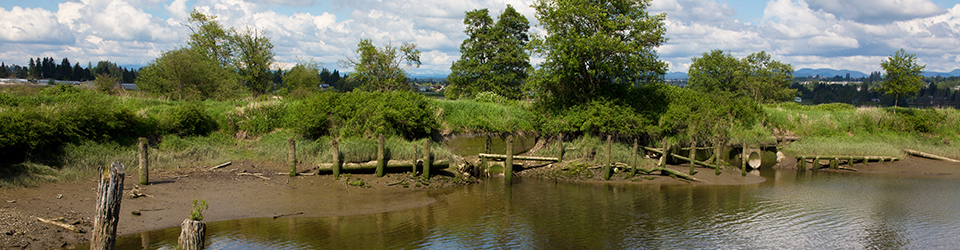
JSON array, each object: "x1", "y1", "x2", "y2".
[{"x1": 4, "y1": 85, "x2": 960, "y2": 188}]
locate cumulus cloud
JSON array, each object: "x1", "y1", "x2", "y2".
[{"x1": 1, "y1": 0, "x2": 959, "y2": 76}]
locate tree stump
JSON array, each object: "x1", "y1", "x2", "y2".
[
  {"x1": 138, "y1": 138, "x2": 149, "y2": 185},
  {"x1": 178, "y1": 219, "x2": 206, "y2": 250},
  {"x1": 91, "y1": 162, "x2": 125, "y2": 250}
]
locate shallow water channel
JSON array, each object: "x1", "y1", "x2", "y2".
[{"x1": 88, "y1": 168, "x2": 960, "y2": 249}]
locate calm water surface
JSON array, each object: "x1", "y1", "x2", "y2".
[{"x1": 101, "y1": 169, "x2": 960, "y2": 249}]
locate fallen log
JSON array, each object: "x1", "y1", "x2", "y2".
[
  {"x1": 37, "y1": 217, "x2": 85, "y2": 233},
  {"x1": 903, "y1": 149, "x2": 960, "y2": 162},
  {"x1": 478, "y1": 154, "x2": 559, "y2": 162},
  {"x1": 237, "y1": 172, "x2": 270, "y2": 180},
  {"x1": 642, "y1": 146, "x2": 721, "y2": 170},
  {"x1": 317, "y1": 160, "x2": 449, "y2": 173},
  {"x1": 613, "y1": 163, "x2": 705, "y2": 182},
  {"x1": 210, "y1": 161, "x2": 232, "y2": 170}
]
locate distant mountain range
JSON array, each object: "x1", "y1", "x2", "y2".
[{"x1": 663, "y1": 68, "x2": 960, "y2": 79}]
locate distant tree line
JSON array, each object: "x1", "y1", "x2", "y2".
[
  {"x1": 0, "y1": 58, "x2": 138, "y2": 83},
  {"x1": 792, "y1": 73, "x2": 960, "y2": 108}
]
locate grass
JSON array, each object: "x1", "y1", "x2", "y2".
[{"x1": 433, "y1": 99, "x2": 535, "y2": 133}]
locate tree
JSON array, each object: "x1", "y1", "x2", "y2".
[
  {"x1": 339, "y1": 38, "x2": 421, "y2": 92},
  {"x1": 93, "y1": 73, "x2": 120, "y2": 94},
  {"x1": 232, "y1": 27, "x2": 275, "y2": 96},
  {"x1": 136, "y1": 47, "x2": 243, "y2": 100},
  {"x1": 187, "y1": 9, "x2": 234, "y2": 67},
  {"x1": 689, "y1": 50, "x2": 795, "y2": 103},
  {"x1": 448, "y1": 5, "x2": 531, "y2": 100},
  {"x1": 282, "y1": 61, "x2": 322, "y2": 97},
  {"x1": 880, "y1": 48, "x2": 925, "y2": 113},
  {"x1": 530, "y1": 0, "x2": 667, "y2": 108}
]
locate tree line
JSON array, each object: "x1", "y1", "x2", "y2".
[{"x1": 0, "y1": 58, "x2": 137, "y2": 83}]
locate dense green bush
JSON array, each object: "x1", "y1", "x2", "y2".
[
  {"x1": 289, "y1": 91, "x2": 437, "y2": 139},
  {"x1": 658, "y1": 88, "x2": 764, "y2": 142},
  {"x1": 161, "y1": 102, "x2": 217, "y2": 137}
]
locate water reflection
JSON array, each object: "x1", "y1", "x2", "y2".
[{"x1": 92, "y1": 169, "x2": 960, "y2": 249}]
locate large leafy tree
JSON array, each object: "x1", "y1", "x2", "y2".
[
  {"x1": 339, "y1": 38, "x2": 421, "y2": 92},
  {"x1": 448, "y1": 5, "x2": 531, "y2": 100},
  {"x1": 688, "y1": 50, "x2": 795, "y2": 103},
  {"x1": 530, "y1": 0, "x2": 668, "y2": 108},
  {"x1": 187, "y1": 9, "x2": 234, "y2": 67},
  {"x1": 136, "y1": 48, "x2": 243, "y2": 100},
  {"x1": 282, "y1": 61, "x2": 322, "y2": 97},
  {"x1": 233, "y1": 27, "x2": 276, "y2": 96},
  {"x1": 880, "y1": 48, "x2": 925, "y2": 112}
]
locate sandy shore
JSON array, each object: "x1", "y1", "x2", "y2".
[{"x1": 1, "y1": 157, "x2": 958, "y2": 249}]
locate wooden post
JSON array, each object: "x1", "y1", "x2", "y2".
[
  {"x1": 813, "y1": 156, "x2": 820, "y2": 170},
  {"x1": 423, "y1": 140, "x2": 432, "y2": 179},
  {"x1": 484, "y1": 135, "x2": 492, "y2": 154},
  {"x1": 557, "y1": 133, "x2": 565, "y2": 162},
  {"x1": 91, "y1": 162, "x2": 125, "y2": 250},
  {"x1": 631, "y1": 138, "x2": 639, "y2": 177},
  {"x1": 848, "y1": 157, "x2": 855, "y2": 168},
  {"x1": 178, "y1": 219, "x2": 205, "y2": 250},
  {"x1": 376, "y1": 133, "x2": 385, "y2": 177},
  {"x1": 689, "y1": 143, "x2": 697, "y2": 175},
  {"x1": 505, "y1": 135, "x2": 514, "y2": 184},
  {"x1": 798, "y1": 157, "x2": 806, "y2": 171},
  {"x1": 830, "y1": 158, "x2": 839, "y2": 169},
  {"x1": 658, "y1": 140, "x2": 669, "y2": 168},
  {"x1": 714, "y1": 143, "x2": 721, "y2": 175},
  {"x1": 138, "y1": 137, "x2": 148, "y2": 185},
  {"x1": 603, "y1": 135, "x2": 612, "y2": 180},
  {"x1": 331, "y1": 139, "x2": 341, "y2": 179},
  {"x1": 288, "y1": 137, "x2": 297, "y2": 177},
  {"x1": 741, "y1": 142, "x2": 747, "y2": 176}
]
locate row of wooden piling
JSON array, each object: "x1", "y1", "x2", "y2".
[{"x1": 795, "y1": 155, "x2": 900, "y2": 171}]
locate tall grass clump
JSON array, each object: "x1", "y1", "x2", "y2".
[
  {"x1": 434, "y1": 98, "x2": 534, "y2": 133},
  {"x1": 288, "y1": 91, "x2": 437, "y2": 139}
]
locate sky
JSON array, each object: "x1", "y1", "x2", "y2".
[{"x1": 2, "y1": 0, "x2": 960, "y2": 76}]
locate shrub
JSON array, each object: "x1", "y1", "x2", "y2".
[{"x1": 162, "y1": 102, "x2": 217, "y2": 137}]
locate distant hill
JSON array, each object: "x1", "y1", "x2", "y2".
[
  {"x1": 665, "y1": 72, "x2": 689, "y2": 79},
  {"x1": 921, "y1": 69, "x2": 960, "y2": 77},
  {"x1": 793, "y1": 68, "x2": 868, "y2": 78}
]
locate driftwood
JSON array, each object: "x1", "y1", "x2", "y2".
[
  {"x1": 237, "y1": 172, "x2": 270, "y2": 180},
  {"x1": 317, "y1": 160, "x2": 449, "y2": 172},
  {"x1": 37, "y1": 217, "x2": 85, "y2": 233},
  {"x1": 479, "y1": 154, "x2": 559, "y2": 162},
  {"x1": 272, "y1": 212, "x2": 304, "y2": 219},
  {"x1": 613, "y1": 163, "x2": 705, "y2": 182},
  {"x1": 903, "y1": 149, "x2": 960, "y2": 162},
  {"x1": 642, "y1": 146, "x2": 722, "y2": 169},
  {"x1": 210, "y1": 161, "x2": 232, "y2": 170}
]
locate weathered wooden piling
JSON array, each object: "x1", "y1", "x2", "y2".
[
  {"x1": 288, "y1": 137, "x2": 297, "y2": 177},
  {"x1": 658, "y1": 141, "x2": 669, "y2": 168},
  {"x1": 178, "y1": 219, "x2": 205, "y2": 250},
  {"x1": 557, "y1": 133, "x2": 565, "y2": 162},
  {"x1": 376, "y1": 133, "x2": 385, "y2": 177},
  {"x1": 91, "y1": 162, "x2": 125, "y2": 250},
  {"x1": 331, "y1": 139, "x2": 341, "y2": 179},
  {"x1": 714, "y1": 142, "x2": 721, "y2": 175},
  {"x1": 798, "y1": 157, "x2": 806, "y2": 171},
  {"x1": 848, "y1": 157, "x2": 855, "y2": 168},
  {"x1": 138, "y1": 137, "x2": 148, "y2": 185},
  {"x1": 603, "y1": 135, "x2": 612, "y2": 180},
  {"x1": 423, "y1": 140, "x2": 432, "y2": 179},
  {"x1": 689, "y1": 143, "x2": 697, "y2": 175},
  {"x1": 813, "y1": 156, "x2": 820, "y2": 170},
  {"x1": 740, "y1": 142, "x2": 747, "y2": 176},
  {"x1": 505, "y1": 135, "x2": 514, "y2": 184},
  {"x1": 631, "y1": 138, "x2": 639, "y2": 177},
  {"x1": 830, "y1": 158, "x2": 839, "y2": 169}
]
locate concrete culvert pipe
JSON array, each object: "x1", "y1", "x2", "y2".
[{"x1": 746, "y1": 149, "x2": 762, "y2": 169}]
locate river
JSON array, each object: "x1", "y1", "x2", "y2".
[{"x1": 91, "y1": 168, "x2": 960, "y2": 249}]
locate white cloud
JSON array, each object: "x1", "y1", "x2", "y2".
[{"x1": 1, "y1": 0, "x2": 959, "y2": 76}]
